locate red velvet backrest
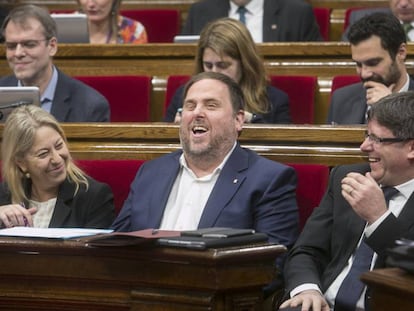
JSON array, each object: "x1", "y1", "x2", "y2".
[
  {"x1": 313, "y1": 7, "x2": 331, "y2": 41},
  {"x1": 76, "y1": 159, "x2": 145, "y2": 215},
  {"x1": 287, "y1": 163, "x2": 330, "y2": 230},
  {"x1": 120, "y1": 9, "x2": 180, "y2": 43},
  {"x1": 74, "y1": 75, "x2": 151, "y2": 122},
  {"x1": 270, "y1": 75, "x2": 317, "y2": 124},
  {"x1": 164, "y1": 75, "x2": 191, "y2": 113},
  {"x1": 331, "y1": 75, "x2": 360, "y2": 94}
]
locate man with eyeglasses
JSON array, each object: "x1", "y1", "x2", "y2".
[
  {"x1": 327, "y1": 12, "x2": 414, "y2": 125},
  {"x1": 0, "y1": 4, "x2": 110, "y2": 122},
  {"x1": 280, "y1": 91, "x2": 414, "y2": 311}
]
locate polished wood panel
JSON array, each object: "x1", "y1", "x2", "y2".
[
  {"x1": 0, "y1": 236, "x2": 285, "y2": 310},
  {"x1": 0, "y1": 123, "x2": 367, "y2": 166},
  {"x1": 361, "y1": 268, "x2": 414, "y2": 311}
]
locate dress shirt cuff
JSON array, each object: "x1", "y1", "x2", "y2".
[
  {"x1": 290, "y1": 283, "x2": 322, "y2": 298},
  {"x1": 365, "y1": 210, "x2": 392, "y2": 237}
]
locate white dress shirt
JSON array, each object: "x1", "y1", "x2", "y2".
[{"x1": 229, "y1": 0, "x2": 263, "y2": 43}]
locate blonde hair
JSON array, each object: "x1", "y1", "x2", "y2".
[
  {"x1": 2, "y1": 105, "x2": 88, "y2": 203},
  {"x1": 195, "y1": 18, "x2": 269, "y2": 114}
]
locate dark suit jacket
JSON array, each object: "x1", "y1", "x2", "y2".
[
  {"x1": 163, "y1": 84, "x2": 291, "y2": 123},
  {"x1": 111, "y1": 144, "x2": 299, "y2": 249},
  {"x1": 182, "y1": 0, "x2": 323, "y2": 42},
  {"x1": 327, "y1": 78, "x2": 414, "y2": 124},
  {"x1": 0, "y1": 69, "x2": 110, "y2": 122},
  {"x1": 0, "y1": 177, "x2": 115, "y2": 229},
  {"x1": 283, "y1": 163, "x2": 414, "y2": 294}
]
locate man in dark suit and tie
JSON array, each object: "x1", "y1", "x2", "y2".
[
  {"x1": 327, "y1": 13, "x2": 414, "y2": 125},
  {"x1": 342, "y1": 0, "x2": 414, "y2": 41},
  {"x1": 280, "y1": 91, "x2": 414, "y2": 311},
  {"x1": 181, "y1": 0, "x2": 323, "y2": 42},
  {"x1": 0, "y1": 4, "x2": 110, "y2": 122},
  {"x1": 112, "y1": 71, "x2": 299, "y2": 263}
]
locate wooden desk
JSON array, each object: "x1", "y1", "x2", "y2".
[
  {"x1": 361, "y1": 268, "x2": 414, "y2": 311},
  {"x1": 0, "y1": 123, "x2": 367, "y2": 166},
  {"x1": 0, "y1": 42, "x2": 366, "y2": 123},
  {"x1": 0, "y1": 236, "x2": 285, "y2": 310},
  {"x1": 2, "y1": 43, "x2": 413, "y2": 123}
]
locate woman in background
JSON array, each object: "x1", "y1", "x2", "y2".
[
  {"x1": 164, "y1": 17, "x2": 290, "y2": 124},
  {"x1": 0, "y1": 105, "x2": 115, "y2": 228},
  {"x1": 77, "y1": 0, "x2": 147, "y2": 44}
]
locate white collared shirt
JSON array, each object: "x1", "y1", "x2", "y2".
[
  {"x1": 229, "y1": 0, "x2": 263, "y2": 43},
  {"x1": 159, "y1": 143, "x2": 237, "y2": 230}
]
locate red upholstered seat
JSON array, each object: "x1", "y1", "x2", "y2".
[
  {"x1": 120, "y1": 9, "x2": 180, "y2": 43},
  {"x1": 164, "y1": 75, "x2": 191, "y2": 113},
  {"x1": 331, "y1": 75, "x2": 360, "y2": 94},
  {"x1": 76, "y1": 159, "x2": 145, "y2": 215},
  {"x1": 287, "y1": 163, "x2": 330, "y2": 230},
  {"x1": 74, "y1": 75, "x2": 151, "y2": 122},
  {"x1": 313, "y1": 7, "x2": 331, "y2": 41},
  {"x1": 270, "y1": 75, "x2": 317, "y2": 124},
  {"x1": 165, "y1": 75, "x2": 317, "y2": 124}
]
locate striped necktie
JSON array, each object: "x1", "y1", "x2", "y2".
[{"x1": 334, "y1": 186, "x2": 399, "y2": 311}]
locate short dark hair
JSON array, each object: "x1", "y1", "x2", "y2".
[
  {"x1": 1, "y1": 4, "x2": 57, "y2": 40},
  {"x1": 183, "y1": 72, "x2": 245, "y2": 114},
  {"x1": 367, "y1": 92, "x2": 414, "y2": 140},
  {"x1": 348, "y1": 12, "x2": 406, "y2": 60}
]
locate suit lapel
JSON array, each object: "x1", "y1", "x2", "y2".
[
  {"x1": 263, "y1": 0, "x2": 281, "y2": 41},
  {"x1": 198, "y1": 145, "x2": 248, "y2": 227},
  {"x1": 396, "y1": 192, "x2": 414, "y2": 233},
  {"x1": 147, "y1": 152, "x2": 182, "y2": 227},
  {"x1": 50, "y1": 70, "x2": 71, "y2": 122},
  {"x1": 48, "y1": 179, "x2": 73, "y2": 227}
]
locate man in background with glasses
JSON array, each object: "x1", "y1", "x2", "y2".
[
  {"x1": 280, "y1": 91, "x2": 414, "y2": 311},
  {"x1": 0, "y1": 4, "x2": 110, "y2": 122}
]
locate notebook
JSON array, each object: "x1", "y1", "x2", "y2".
[
  {"x1": 51, "y1": 13, "x2": 89, "y2": 43},
  {"x1": 0, "y1": 86, "x2": 40, "y2": 122},
  {"x1": 157, "y1": 232, "x2": 268, "y2": 250}
]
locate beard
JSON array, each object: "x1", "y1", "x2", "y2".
[{"x1": 361, "y1": 60, "x2": 402, "y2": 87}]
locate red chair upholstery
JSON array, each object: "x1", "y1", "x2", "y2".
[
  {"x1": 287, "y1": 163, "x2": 330, "y2": 230},
  {"x1": 76, "y1": 159, "x2": 145, "y2": 215},
  {"x1": 270, "y1": 75, "x2": 317, "y2": 124},
  {"x1": 120, "y1": 9, "x2": 180, "y2": 43},
  {"x1": 331, "y1": 75, "x2": 360, "y2": 94},
  {"x1": 164, "y1": 75, "x2": 191, "y2": 112},
  {"x1": 313, "y1": 7, "x2": 331, "y2": 41},
  {"x1": 74, "y1": 75, "x2": 151, "y2": 122}
]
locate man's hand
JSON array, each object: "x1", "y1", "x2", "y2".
[
  {"x1": 341, "y1": 172, "x2": 387, "y2": 224},
  {"x1": 278, "y1": 290, "x2": 330, "y2": 311},
  {"x1": 364, "y1": 81, "x2": 394, "y2": 105}
]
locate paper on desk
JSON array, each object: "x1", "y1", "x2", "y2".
[{"x1": 0, "y1": 226, "x2": 113, "y2": 239}]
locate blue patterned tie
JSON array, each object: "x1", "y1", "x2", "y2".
[
  {"x1": 334, "y1": 186, "x2": 399, "y2": 311},
  {"x1": 237, "y1": 6, "x2": 247, "y2": 25}
]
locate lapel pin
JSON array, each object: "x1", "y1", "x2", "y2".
[
  {"x1": 271, "y1": 24, "x2": 277, "y2": 30},
  {"x1": 233, "y1": 179, "x2": 238, "y2": 184}
]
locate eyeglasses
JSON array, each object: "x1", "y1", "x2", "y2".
[
  {"x1": 364, "y1": 131, "x2": 412, "y2": 144},
  {"x1": 4, "y1": 39, "x2": 49, "y2": 51}
]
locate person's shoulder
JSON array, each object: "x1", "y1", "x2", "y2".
[
  {"x1": 331, "y1": 163, "x2": 370, "y2": 178},
  {"x1": 189, "y1": 0, "x2": 220, "y2": 9},
  {"x1": 57, "y1": 70, "x2": 107, "y2": 101},
  {"x1": 243, "y1": 147, "x2": 292, "y2": 171},
  {"x1": 0, "y1": 75, "x2": 17, "y2": 85},
  {"x1": 332, "y1": 82, "x2": 364, "y2": 97},
  {"x1": 267, "y1": 84, "x2": 289, "y2": 99}
]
